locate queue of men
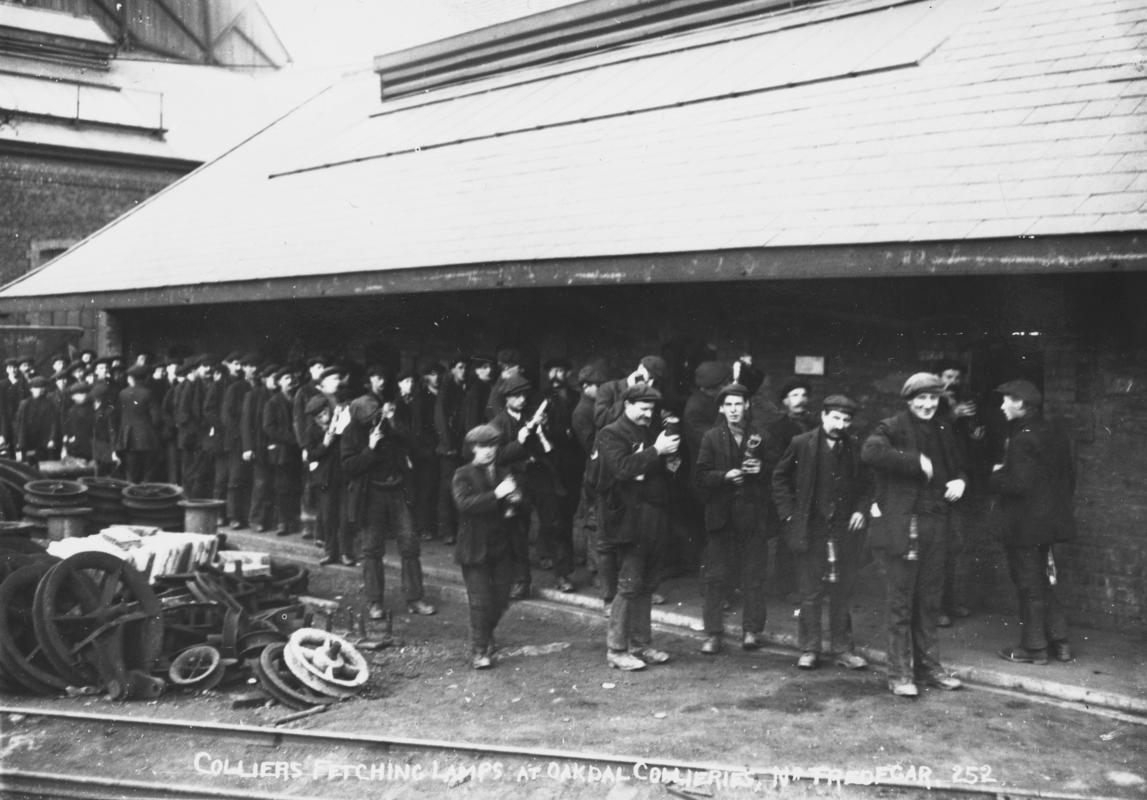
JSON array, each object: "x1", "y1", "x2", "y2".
[{"x1": 0, "y1": 347, "x2": 1076, "y2": 696}]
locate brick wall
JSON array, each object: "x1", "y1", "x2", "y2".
[{"x1": 0, "y1": 154, "x2": 186, "y2": 349}]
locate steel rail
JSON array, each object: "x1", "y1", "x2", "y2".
[{"x1": 0, "y1": 706, "x2": 1126, "y2": 800}]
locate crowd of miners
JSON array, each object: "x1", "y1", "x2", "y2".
[{"x1": 0, "y1": 347, "x2": 1076, "y2": 697}]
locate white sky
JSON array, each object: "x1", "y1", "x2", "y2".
[{"x1": 261, "y1": 0, "x2": 578, "y2": 70}]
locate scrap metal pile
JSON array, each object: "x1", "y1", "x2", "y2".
[{"x1": 0, "y1": 538, "x2": 370, "y2": 709}]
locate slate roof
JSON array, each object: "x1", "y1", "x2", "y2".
[{"x1": 2, "y1": 0, "x2": 1145, "y2": 301}]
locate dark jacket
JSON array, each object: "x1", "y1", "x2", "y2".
[
  {"x1": 463, "y1": 378, "x2": 492, "y2": 433},
  {"x1": 221, "y1": 378, "x2": 253, "y2": 453},
  {"x1": 200, "y1": 376, "x2": 228, "y2": 455},
  {"x1": 860, "y1": 410, "x2": 968, "y2": 556},
  {"x1": 241, "y1": 383, "x2": 271, "y2": 459},
  {"x1": 451, "y1": 460, "x2": 514, "y2": 566},
  {"x1": 262, "y1": 391, "x2": 299, "y2": 467},
  {"x1": 435, "y1": 376, "x2": 467, "y2": 457},
  {"x1": 694, "y1": 421, "x2": 769, "y2": 536},
  {"x1": 340, "y1": 413, "x2": 413, "y2": 527},
  {"x1": 115, "y1": 384, "x2": 160, "y2": 452},
  {"x1": 63, "y1": 402, "x2": 95, "y2": 460},
  {"x1": 302, "y1": 416, "x2": 342, "y2": 492},
  {"x1": 988, "y1": 415, "x2": 1076, "y2": 546},
  {"x1": 174, "y1": 378, "x2": 201, "y2": 450},
  {"x1": 772, "y1": 426, "x2": 871, "y2": 553},
  {"x1": 15, "y1": 395, "x2": 59, "y2": 456},
  {"x1": 595, "y1": 415, "x2": 669, "y2": 544}
]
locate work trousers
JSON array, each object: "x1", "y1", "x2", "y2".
[
  {"x1": 437, "y1": 455, "x2": 461, "y2": 542},
  {"x1": 225, "y1": 450, "x2": 252, "y2": 527},
  {"x1": 181, "y1": 448, "x2": 210, "y2": 498},
  {"x1": 121, "y1": 450, "x2": 157, "y2": 484},
  {"x1": 796, "y1": 522, "x2": 862, "y2": 654},
  {"x1": 773, "y1": 533, "x2": 798, "y2": 598},
  {"x1": 212, "y1": 450, "x2": 230, "y2": 516},
  {"x1": 461, "y1": 552, "x2": 515, "y2": 655},
  {"x1": 533, "y1": 489, "x2": 577, "y2": 579},
  {"x1": 317, "y1": 483, "x2": 354, "y2": 561},
  {"x1": 249, "y1": 458, "x2": 274, "y2": 529},
  {"x1": 1006, "y1": 543, "x2": 1069, "y2": 651},
  {"x1": 411, "y1": 451, "x2": 439, "y2": 537},
  {"x1": 165, "y1": 441, "x2": 181, "y2": 485},
  {"x1": 272, "y1": 461, "x2": 301, "y2": 533},
  {"x1": 702, "y1": 523, "x2": 768, "y2": 637},
  {"x1": 603, "y1": 507, "x2": 665, "y2": 652},
  {"x1": 361, "y1": 485, "x2": 424, "y2": 605},
  {"x1": 879, "y1": 512, "x2": 947, "y2": 683},
  {"x1": 940, "y1": 501, "x2": 969, "y2": 614},
  {"x1": 572, "y1": 478, "x2": 598, "y2": 572},
  {"x1": 506, "y1": 510, "x2": 532, "y2": 588}
]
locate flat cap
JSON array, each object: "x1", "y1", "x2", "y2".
[
  {"x1": 640, "y1": 355, "x2": 667, "y2": 381},
  {"x1": 224, "y1": 351, "x2": 244, "y2": 363},
  {"x1": 623, "y1": 382, "x2": 661, "y2": 403},
  {"x1": 822, "y1": 394, "x2": 859, "y2": 414},
  {"x1": 777, "y1": 377, "x2": 813, "y2": 403},
  {"x1": 496, "y1": 348, "x2": 523, "y2": 367},
  {"x1": 717, "y1": 382, "x2": 750, "y2": 403},
  {"x1": 259, "y1": 363, "x2": 281, "y2": 379},
  {"x1": 126, "y1": 365, "x2": 150, "y2": 379},
  {"x1": 901, "y1": 372, "x2": 945, "y2": 399},
  {"x1": 464, "y1": 424, "x2": 501, "y2": 446},
  {"x1": 996, "y1": 379, "x2": 1042, "y2": 407},
  {"x1": 543, "y1": 356, "x2": 572, "y2": 372},
  {"x1": 28, "y1": 376, "x2": 50, "y2": 389},
  {"x1": 501, "y1": 375, "x2": 532, "y2": 397},
  {"x1": 695, "y1": 361, "x2": 732, "y2": 389},
  {"x1": 305, "y1": 395, "x2": 332, "y2": 416},
  {"x1": 318, "y1": 366, "x2": 343, "y2": 382},
  {"x1": 365, "y1": 363, "x2": 388, "y2": 379},
  {"x1": 67, "y1": 382, "x2": 90, "y2": 395},
  {"x1": 471, "y1": 353, "x2": 495, "y2": 366},
  {"x1": 577, "y1": 364, "x2": 607, "y2": 386}
]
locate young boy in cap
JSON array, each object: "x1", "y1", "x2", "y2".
[
  {"x1": 694, "y1": 382, "x2": 769, "y2": 654},
  {"x1": 861, "y1": 373, "x2": 967, "y2": 697},
  {"x1": 991, "y1": 379, "x2": 1075, "y2": 664},
  {"x1": 62, "y1": 383, "x2": 95, "y2": 462},
  {"x1": 452, "y1": 423, "x2": 522, "y2": 669}
]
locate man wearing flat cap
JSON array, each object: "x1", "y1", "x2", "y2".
[
  {"x1": 302, "y1": 393, "x2": 353, "y2": 566},
  {"x1": 572, "y1": 362, "x2": 608, "y2": 595},
  {"x1": 762, "y1": 377, "x2": 818, "y2": 605},
  {"x1": 116, "y1": 365, "x2": 161, "y2": 483},
  {"x1": 488, "y1": 374, "x2": 543, "y2": 599},
  {"x1": 861, "y1": 373, "x2": 968, "y2": 697},
  {"x1": 435, "y1": 354, "x2": 471, "y2": 546},
  {"x1": 595, "y1": 382, "x2": 680, "y2": 670},
  {"x1": 220, "y1": 356, "x2": 260, "y2": 529},
  {"x1": 61, "y1": 383, "x2": 94, "y2": 462},
  {"x1": 452, "y1": 423, "x2": 522, "y2": 669},
  {"x1": 14, "y1": 376, "x2": 59, "y2": 464},
  {"x1": 991, "y1": 379, "x2": 1076, "y2": 665},
  {"x1": 773, "y1": 394, "x2": 871, "y2": 670},
  {"x1": 535, "y1": 356, "x2": 583, "y2": 592},
  {"x1": 594, "y1": 355, "x2": 669, "y2": 431},
  {"x1": 693, "y1": 382, "x2": 770, "y2": 654},
  {"x1": 263, "y1": 368, "x2": 301, "y2": 535}
]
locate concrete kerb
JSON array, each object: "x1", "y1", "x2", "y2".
[{"x1": 224, "y1": 531, "x2": 1147, "y2": 719}]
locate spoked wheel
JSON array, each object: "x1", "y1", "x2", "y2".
[
  {"x1": 0, "y1": 561, "x2": 68, "y2": 694},
  {"x1": 284, "y1": 628, "x2": 369, "y2": 698},
  {"x1": 253, "y1": 643, "x2": 336, "y2": 710},
  {"x1": 32, "y1": 552, "x2": 163, "y2": 692}
]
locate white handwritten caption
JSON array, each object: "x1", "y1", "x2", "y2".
[{"x1": 193, "y1": 752, "x2": 996, "y2": 790}]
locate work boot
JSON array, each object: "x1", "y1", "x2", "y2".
[
  {"x1": 368, "y1": 602, "x2": 386, "y2": 621},
  {"x1": 700, "y1": 636, "x2": 722, "y2": 655},
  {"x1": 834, "y1": 651, "x2": 868, "y2": 670},
  {"x1": 607, "y1": 650, "x2": 646, "y2": 671},
  {"x1": 999, "y1": 646, "x2": 1048, "y2": 665},
  {"x1": 920, "y1": 671, "x2": 963, "y2": 690},
  {"x1": 555, "y1": 576, "x2": 575, "y2": 593},
  {"x1": 631, "y1": 647, "x2": 670, "y2": 665},
  {"x1": 741, "y1": 632, "x2": 763, "y2": 651},
  {"x1": 406, "y1": 600, "x2": 437, "y2": 616},
  {"x1": 472, "y1": 654, "x2": 492, "y2": 670},
  {"x1": 797, "y1": 651, "x2": 818, "y2": 670},
  {"x1": 509, "y1": 582, "x2": 530, "y2": 600},
  {"x1": 889, "y1": 679, "x2": 919, "y2": 698},
  {"x1": 1050, "y1": 641, "x2": 1074, "y2": 662}
]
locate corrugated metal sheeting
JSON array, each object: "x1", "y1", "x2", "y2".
[{"x1": 2, "y1": 0, "x2": 1145, "y2": 301}]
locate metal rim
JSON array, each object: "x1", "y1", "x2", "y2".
[
  {"x1": 285, "y1": 628, "x2": 369, "y2": 690},
  {"x1": 254, "y1": 643, "x2": 335, "y2": 710},
  {"x1": 0, "y1": 561, "x2": 68, "y2": 694}
]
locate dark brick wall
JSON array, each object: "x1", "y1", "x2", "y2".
[
  {"x1": 0, "y1": 154, "x2": 186, "y2": 347},
  {"x1": 109, "y1": 272, "x2": 1146, "y2": 634}
]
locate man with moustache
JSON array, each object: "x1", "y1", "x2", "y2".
[
  {"x1": 572, "y1": 363, "x2": 607, "y2": 596},
  {"x1": 764, "y1": 378, "x2": 816, "y2": 604},
  {"x1": 862, "y1": 373, "x2": 967, "y2": 697},
  {"x1": 694, "y1": 382, "x2": 769, "y2": 655},
  {"x1": 596, "y1": 383, "x2": 680, "y2": 671},
  {"x1": 537, "y1": 357, "x2": 582, "y2": 592},
  {"x1": 594, "y1": 355, "x2": 668, "y2": 431},
  {"x1": 773, "y1": 395, "x2": 871, "y2": 670},
  {"x1": 222, "y1": 355, "x2": 259, "y2": 530},
  {"x1": 991, "y1": 379, "x2": 1076, "y2": 665}
]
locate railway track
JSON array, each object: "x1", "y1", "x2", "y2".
[{"x1": 0, "y1": 707, "x2": 1126, "y2": 800}]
